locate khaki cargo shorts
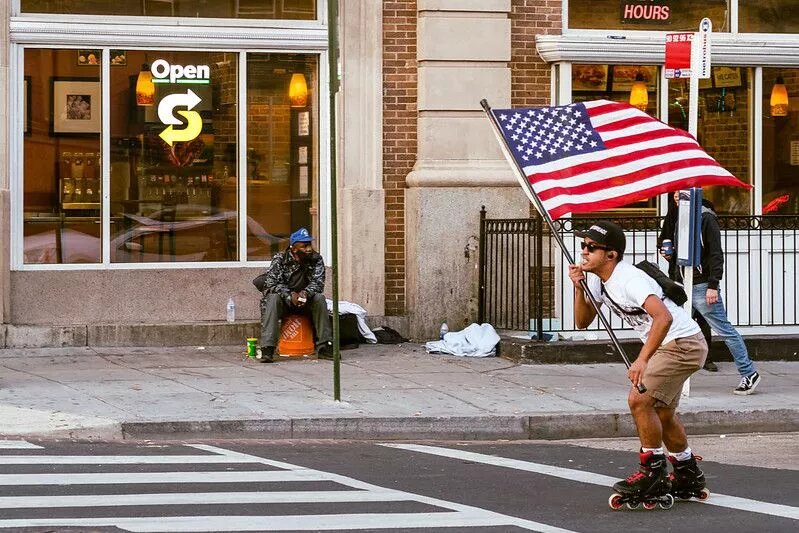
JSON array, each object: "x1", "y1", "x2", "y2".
[{"x1": 644, "y1": 332, "x2": 708, "y2": 409}]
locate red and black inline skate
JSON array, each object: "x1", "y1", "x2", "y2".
[
  {"x1": 668, "y1": 454, "x2": 711, "y2": 501},
  {"x1": 608, "y1": 451, "x2": 674, "y2": 510}
]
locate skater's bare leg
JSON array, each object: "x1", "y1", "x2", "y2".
[
  {"x1": 657, "y1": 406, "x2": 689, "y2": 453},
  {"x1": 628, "y1": 386, "x2": 663, "y2": 448}
]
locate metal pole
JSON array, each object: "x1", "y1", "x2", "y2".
[
  {"x1": 328, "y1": 0, "x2": 341, "y2": 401},
  {"x1": 481, "y1": 99, "x2": 645, "y2": 393}
]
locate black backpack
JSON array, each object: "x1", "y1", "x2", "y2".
[{"x1": 634, "y1": 260, "x2": 688, "y2": 306}]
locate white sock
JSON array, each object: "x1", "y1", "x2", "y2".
[
  {"x1": 642, "y1": 446, "x2": 665, "y2": 455},
  {"x1": 669, "y1": 447, "x2": 693, "y2": 461}
]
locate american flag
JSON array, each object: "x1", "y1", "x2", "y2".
[{"x1": 491, "y1": 99, "x2": 750, "y2": 220}]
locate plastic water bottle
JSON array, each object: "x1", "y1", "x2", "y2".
[
  {"x1": 439, "y1": 322, "x2": 449, "y2": 340},
  {"x1": 226, "y1": 297, "x2": 236, "y2": 323}
]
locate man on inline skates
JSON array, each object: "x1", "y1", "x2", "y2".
[{"x1": 568, "y1": 221, "x2": 709, "y2": 509}]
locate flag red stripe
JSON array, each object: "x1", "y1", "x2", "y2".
[
  {"x1": 533, "y1": 157, "x2": 734, "y2": 201},
  {"x1": 546, "y1": 176, "x2": 747, "y2": 219},
  {"x1": 528, "y1": 142, "x2": 714, "y2": 184},
  {"x1": 601, "y1": 129, "x2": 697, "y2": 150}
]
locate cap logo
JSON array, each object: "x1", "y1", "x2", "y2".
[{"x1": 589, "y1": 225, "x2": 608, "y2": 235}]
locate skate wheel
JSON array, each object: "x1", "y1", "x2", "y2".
[
  {"x1": 642, "y1": 500, "x2": 657, "y2": 510},
  {"x1": 659, "y1": 493, "x2": 675, "y2": 510},
  {"x1": 698, "y1": 488, "x2": 710, "y2": 501},
  {"x1": 626, "y1": 502, "x2": 640, "y2": 510},
  {"x1": 608, "y1": 493, "x2": 624, "y2": 510}
]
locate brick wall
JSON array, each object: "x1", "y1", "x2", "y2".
[
  {"x1": 383, "y1": 1, "x2": 417, "y2": 315},
  {"x1": 510, "y1": 0, "x2": 561, "y2": 108}
]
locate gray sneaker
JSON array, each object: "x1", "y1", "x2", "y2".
[{"x1": 733, "y1": 371, "x2": 761, "y2": 395}]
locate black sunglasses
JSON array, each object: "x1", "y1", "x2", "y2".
[{"x1": 580, "y1": 241, "x2": 612, "y2": 253}]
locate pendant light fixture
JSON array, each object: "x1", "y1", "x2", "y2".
[
  {"x1": 629, "y1": 72, "x2": 649, "y2": 112},
  {"x1": 289, "y1": 73, "x2": 308, "y2": 108},
  {"x1": 136, "y1": 62, "x2": 155, "y2": 107},
  {"x1": 770, "y1": 75, "x2": 789, "y2": 117}
]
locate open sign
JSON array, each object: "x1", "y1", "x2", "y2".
[{"x1": 151, "y1": 59, "x2": 211, "y2": 84}]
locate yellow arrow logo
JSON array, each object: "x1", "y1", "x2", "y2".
[{"x1": 159, "y1": 110, "x2": 202, "y2": 146}]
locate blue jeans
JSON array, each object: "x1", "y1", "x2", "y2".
[{"x1": 692, "y1": 282, "x2": 756, "y2": 377}]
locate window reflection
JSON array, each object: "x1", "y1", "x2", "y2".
[
  {"x1": 23, "y1": 49, "x2": 102, "y2": 264},
  {"x1": 740, "y1": 0, "x2": 799, "y2": 33},
  {"x1": 763, "y1": 68, "x2": 799, "y2": 215},
  {"x1": 246, "y1": 54, "x2": 318, "y2": 261},
  {"x1": 110, "y1": 51, "x2": 238, "y2": 263},
  {"x1": 667, "y1": 68, "x2": 752, "y2": 215}
]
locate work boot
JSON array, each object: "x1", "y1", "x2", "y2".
[
  {"x1": 316, "y1": 342, "x2": 334, "y2": 360},
  {"x1": 256, "y1": 346, "x2": 275, "y2": 363}
]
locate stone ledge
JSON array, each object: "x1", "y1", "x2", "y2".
[{"x1": 499, "y1": 334, "x2": 799, "y2": 364}]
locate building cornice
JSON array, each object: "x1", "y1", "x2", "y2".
[{"x1": 10, "y1": 18, "x2": 328, "y2": 50}]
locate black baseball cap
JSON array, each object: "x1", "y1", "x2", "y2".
[{"x1": 575, "y1": 221, "x2": 626, "y2": 254}]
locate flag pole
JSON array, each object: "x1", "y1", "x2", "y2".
[{"x1": 481, "y1": 99, "x2": 645, "y2": 393}]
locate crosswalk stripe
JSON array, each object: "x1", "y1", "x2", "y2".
[
  {"x1": 382, "y1": 443, "x2": 799, "y2": 521},
  {"x1": 0, "y1": 490, "x2": 411, "y2": 508},
  {"x1": 0, "y1": 441, "x2": 41, "y2": 450},
  {"x1": 0, "y1": 444, "x2": 578, "y2": 533},
  {"x1": 0, "y1": 512, "x2": 576, "y2": 532},
  {"x1": 0, "y1": 454, "x2": 260, "y2": 465},
  {"x1": 0, "y1": 470, "x2": 325, "y2": 486}
]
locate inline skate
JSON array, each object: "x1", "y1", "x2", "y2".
[
  {"x1": 608, "y1": 451, "x2": 674, "y2": 510},
  {"x1": 668, "y1": 454, "x2": 710, "y2": 501}
]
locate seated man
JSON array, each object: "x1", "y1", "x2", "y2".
[{"x1": 253, "y1": 227, "x2": 332, "y2": 362}]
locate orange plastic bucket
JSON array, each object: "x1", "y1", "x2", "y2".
[{"x1": 277, "y1": 314, "x2": 315, "y2": 357}]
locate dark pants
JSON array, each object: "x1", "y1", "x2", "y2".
[{"x1": 260, "y1": 293, "x2": 331, "y2": 349}]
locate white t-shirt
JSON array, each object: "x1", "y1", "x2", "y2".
[{"x1": 585, "y1": 261, "x2": 700, "y2": 345}]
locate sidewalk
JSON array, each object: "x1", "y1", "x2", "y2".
[{"x1": 0, "y1": 343, "x2": 796, "y2": 441}]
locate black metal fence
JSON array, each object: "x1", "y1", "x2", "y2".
[{"x1": 478, "y1": 207, "x2": 799, "y2": 336}]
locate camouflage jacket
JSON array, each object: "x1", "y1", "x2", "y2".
[{"x1": 253, "y1": 248, "x2": 325, "y2": 305}]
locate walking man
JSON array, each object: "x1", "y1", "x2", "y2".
[
  {"x1": 659, "y1": 192, "x2": 761, "y2": 395},
  {"x1": 569, "y1": 221, "x2": 707, "y2": 503}
]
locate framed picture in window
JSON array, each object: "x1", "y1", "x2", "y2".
[
  {"x1": 713, "y1": 66, "x2": 742, "y2": 88},
  {"x1": 23, "y1": 76, "x2": 31, "y2": 135},
  {"x1": 50, "y1": 78, "x2": 101, "y2": 136},
  {"x1": 611, "y1": 65, "x2": 658, "y2": 92},
  {"x1": 573, "y1": 64, "x2": 609, "y2": 92}
]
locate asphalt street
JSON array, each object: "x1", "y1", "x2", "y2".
[{"x1": 0, "y1": 434, "x2": 795, "y2": 532}]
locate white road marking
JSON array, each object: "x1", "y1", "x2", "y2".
[
  {"x1": 0, "y1": 441, "x2": 41, "y2": 449},
  {"x1": 383, "y1": 443, "x2": 799, "y2": 521},
  {"x1": 0, "y1": 444, "x2": 577, "y2": 533},
  {"x1": 0, "y1": 513, "x2": 565, "y2": 532},
  {"x1": 0, "y1": 470, "x2": 323, "y2": 485},
  {"x1": 0, "y1": 490, "x2": 411, "y2": 508},
  {"x1": 0, "y1": 454, "x2": 259, "y2": 465}
]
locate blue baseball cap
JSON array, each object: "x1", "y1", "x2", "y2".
[{"x1": 289, "y1": 227, "x2": 314, "y2": 245}]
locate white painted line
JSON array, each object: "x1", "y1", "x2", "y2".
[
  {"x1": 0, "y1": 441, "x2": 42, "y2": 449},
  {"x1": 190, "y1": 445, "x2": 577, "y2": 533},
  {"x1": 383, "y1": 444, "x2": 799, "y2": 521},
  {"x1": 0, "y1": 513, "x2": 574, "y2": 532},
  {"x1": 0, "y1": 490, "x2": 411, "y2": 508},
  {"x1": 0, "y1": 470, "x2": 325, "y2": 486},
  {"x1": 0, "y1": 454, "x2": 259, "y2": 465}
]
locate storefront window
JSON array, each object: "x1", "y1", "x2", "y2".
[
  {"x1": 762, "y1": 68, "x2": 799, "y2": 215},
  {"x1": 109, "y1": 51, "x2": 239, "y2": 263},
  {"x1": 569, "y1": 0, "x2": 729, "y2": 32},
  {"x1": 572, "y1": 63, "x2": 660, "y2": 213},
  {"x1": 22, "y1": 47, "x2": 319, "y2": 265},
  {"x1": 246, "y1": 54, "x2": 318, "y2": 261},
  {"x1": 740, "y1": 1, "x2": 799, "y2": 33},
  {"x1": 21, "y1": 0, "x2": 316, "y2": 20},
  {"x1": 23, "y1": 49, "x2": 103, "y2": 264},
  {"x1": 667, "y1": 67, "x2": 753, "y2": 215}
]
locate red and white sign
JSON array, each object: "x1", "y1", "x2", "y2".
[{"x1": 665, "y1": 33, "x2": 693, "y2": 79}]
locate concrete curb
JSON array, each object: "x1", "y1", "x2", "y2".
[{"x1": 113, "y1": 408, "x2": 799, "y2": 441}]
